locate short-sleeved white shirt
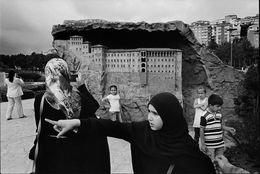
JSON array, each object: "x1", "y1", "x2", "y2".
[
  {"x1": 5, "y1": 77, "x2": 24, "y2": 97},
  {"x1": 104, "y1": 94, "x2": 120, "y2": 112}
]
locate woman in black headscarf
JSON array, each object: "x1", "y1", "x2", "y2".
[
  {"x1": 31, "y1": 58, "x2": 110, "y2": 174},
  {"x1": 46, "y1": 92, "x2": 216, "y2": 174}
]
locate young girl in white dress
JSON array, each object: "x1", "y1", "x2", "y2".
[{"x1": 193, "y1": 86, "x2": 208, "y2": 144}]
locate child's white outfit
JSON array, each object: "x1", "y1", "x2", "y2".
[
  {"x1": 103, "y1": 94, "x2": 121, "y2": 121},
  {"x1": 193, "y1": 97, "x2": 207, "y2": 128},
  {"x1": 104, "y1": 94, "x2": 120, "y2": 112}
]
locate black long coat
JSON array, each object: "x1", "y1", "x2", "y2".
[
  {"x1": 79, "y1": 118, "x2": 215, "y2": 174},
  {"x1": 33, "y1": 85, "x2": 110, "y2": 174}
]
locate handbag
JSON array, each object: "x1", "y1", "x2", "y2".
[{"x1": 31, "y1": 95, "x2": 45, "y2": 174}]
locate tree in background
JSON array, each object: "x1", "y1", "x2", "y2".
[
  {"x1": 207, "y1": 40, "x2": 218, "y2": 51},
  {"x1": 0, "y1": 52, "x2": 59, "y2": 70},
  {"x1": 208, "y1": 37, "x2": 258, "y2": 69},
  {"x1": 225, "y1": 65, "x2": 260, "y2": 172}
]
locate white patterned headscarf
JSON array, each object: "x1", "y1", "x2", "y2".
[{"x1": 44, "y1": 58, "x2": 81, "y2": 119}]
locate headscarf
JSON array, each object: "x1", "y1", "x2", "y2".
[
  {"x1": 133, "y1": 92, "x2": 209, "y2": 161},
  {"x1": 44, "y1": 58, "x2": 81, "y2": 119}
]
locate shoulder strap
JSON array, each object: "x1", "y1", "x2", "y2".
[
  {"x1": 32, "y1": 95, "x2": 45, "y2": 174},
  {"x1": 167, "y1": 164, "x2": 175, "y2": 174}
]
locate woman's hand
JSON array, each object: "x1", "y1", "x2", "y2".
[
  {"x1": 45, "y1": 118, "x2": 81, "y2": 138},
  {"x1": 215, "y1": 155, "x2": 232, "y2": 173},
  {"x1": 215, "y1": 155, "x2": 250, "y2": 174}
]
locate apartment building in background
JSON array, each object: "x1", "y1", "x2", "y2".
[
  {"x1": 190, "y1": 14, "x2": 258, "y2": 47},
  {"x1": 189, "y1": 21, "x2": 212, "y2": 46},
  {"x1": 247, "y1": 24, "x2": 259, "y2": 48}
]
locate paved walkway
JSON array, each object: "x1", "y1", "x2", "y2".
[{"x1": 1, "y1": 99, "x2": 133, "y2": 174}]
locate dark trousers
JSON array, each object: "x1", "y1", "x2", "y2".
[{"x1": 194, "y1": 127, "x2": 200, "y2": 144}]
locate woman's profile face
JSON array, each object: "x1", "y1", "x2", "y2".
[{"x1": 147, "y1": 104, "x2": 163, "y2": 131}]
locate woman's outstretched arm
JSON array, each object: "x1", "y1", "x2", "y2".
[{"x1": 45, "y1": 118, "x2": 139, "y2": 142}]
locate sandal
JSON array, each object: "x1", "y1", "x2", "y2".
[{"x1": 19, "y1": 115, "x2": 27, "y2": 118}]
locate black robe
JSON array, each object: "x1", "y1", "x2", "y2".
[
  {"x1": 79, "y1": 92, "x2": 216, "y2": 174},
  {"x1": 33, "y1": 85, "x2": 110, "y2": 174}
]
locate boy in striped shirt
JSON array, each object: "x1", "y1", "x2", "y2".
[{"x1": 200, "y1": 94, "x2": 236, "y2": 161}]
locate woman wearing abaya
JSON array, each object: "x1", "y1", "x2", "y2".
[
  {"x1": 46, "y1": 92, "x2": 216, "y2": 174},
  {"x1": 32, "y1": 58, "x2": 110, "y2": 174}
]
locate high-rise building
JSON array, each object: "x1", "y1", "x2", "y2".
[
  {"x1": 247, "y1": 24, "x2": 259, "y2": 48},
  {"x1": 190, "y1": 21, "x2": 212, "y2": 46}
]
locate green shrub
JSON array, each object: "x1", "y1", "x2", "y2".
[{"x1": 226, "y1": 65, "x2": 260, "y2": 172}]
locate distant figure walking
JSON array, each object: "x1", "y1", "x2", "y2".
[
  {"x1": 193, "y1": 86, "x2": 208, "y2": 144},
  {"x1": 4, "y1": 70, "x2": 26, "y2": 120},
  {"x1": 102, "y1": 85, "x2": 122, "y2": 122}
]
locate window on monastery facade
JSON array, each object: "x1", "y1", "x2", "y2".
[{"x1": 117, "y1": 65, "x2": 119, "y2": 67}]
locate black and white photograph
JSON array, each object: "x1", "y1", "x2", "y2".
[{"x1": 0, "y1": 0, "x2": 259, "y2": 173}]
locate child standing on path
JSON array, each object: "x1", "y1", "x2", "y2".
[
  {"x1": 102, "y1": 85, "x2": 122, "y2": 122},
  {"x1": 193, "y1": 86, "x2": 208, "y2": 144},
  {"x1": 200, "y1": 94, "x2": 236, "y2": 172}
]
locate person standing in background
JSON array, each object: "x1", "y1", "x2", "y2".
[
  {"x1": 102, "y1": 85, "x2": 122, "y2": 122},
  {"x1": 192, "y1": 86, "x2": 208, "y2": 144},
  {"x1": 4, "y1": 70, "x2": 26, "y2": 120}
]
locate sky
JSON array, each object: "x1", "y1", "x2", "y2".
[{"x1": 0, "y1": 0, "x2": 259, "y2": 55}]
